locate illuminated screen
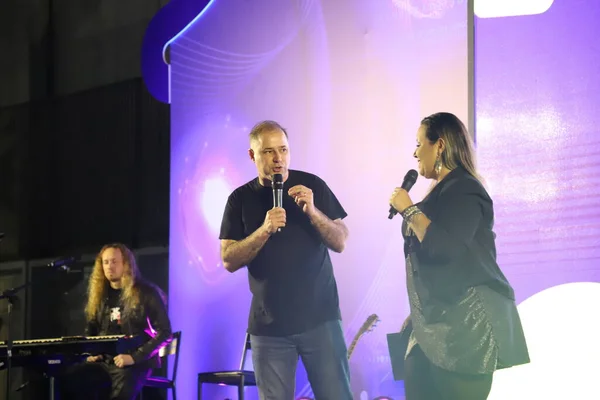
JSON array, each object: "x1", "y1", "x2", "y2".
[
  {"x1": 160, "y1": 0, "x2": 469, "y2": 398},
  {"x1": 475, "y1": 1, "x2": 600, "y2": 398}
]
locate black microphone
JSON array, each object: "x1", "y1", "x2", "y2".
[
  {"x1": 272, "y1": 173, "x2": 284, "y2": 232},
  {"x1": 388, "y1": 169, "x2": 419, "y2": 219},
  {"x1": 0, "y1": 232, "x2": 4, "y2": 242},
  {"x1": 272, "y1": 173, "x2": 283, "y2": 208},
  {"x1": 47, "y1": 256, "x2": 79, "y2": 272}
]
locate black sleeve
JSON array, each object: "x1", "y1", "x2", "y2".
[
  {"x1": 84, "y1": 318, "x2": 99, "y2": 336},
  {"x1": 219, "y1": 191, "x2": 245, "y2": 240},
  {"x1": 131, "y1": 286, "x2": 172, "y2": 364},
  {"x1": 420, "y1": 178, "x2": 488, "y2": 263},
  {"x1": 315, "y1": 176, "x2": 348, "y2": 221}
]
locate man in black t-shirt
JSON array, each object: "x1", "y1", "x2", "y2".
[{"x1": 219, "y1": 120, "x2": 353, "y2": 400}]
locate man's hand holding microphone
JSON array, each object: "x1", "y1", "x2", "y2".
[
  {"x1": 263, "y1": 208, "x2": 286, "y2": 235},
  {"x1": 261, "y1": 172, "x2": 316, "y2": 235},
  {"x1": 262, "y1": 173, "x2": 286, "y2": 235}
]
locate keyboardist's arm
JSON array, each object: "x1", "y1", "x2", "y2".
[{"x1": 130, "y1": 285, "x2": 172, "y2": 364}]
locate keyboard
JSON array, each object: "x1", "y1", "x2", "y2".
[{"x1": 0, "y1": 335, "x2": 141, "y2": 371}]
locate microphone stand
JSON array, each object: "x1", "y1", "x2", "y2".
[{"x1": 0, "y1": 282, "x2": 31, "y2": 400}]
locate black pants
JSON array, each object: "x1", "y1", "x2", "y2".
[
  {"x1": 59, "y1": 361, "x2": 151, "y2": 400},
  {"x1": 404, "y1": 346, "x2": 493, "y2": 400}
]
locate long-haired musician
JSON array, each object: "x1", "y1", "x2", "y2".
[{"x1": 60, "y1": 243, "x2": 172, "y2": 400}]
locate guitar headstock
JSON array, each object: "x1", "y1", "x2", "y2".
[
  {"x1": 358, "y1": 313, "x2": 380, "y2": 336},
  {"x1": 347, "y1": 313, "x2": 381, "y2": 359}
]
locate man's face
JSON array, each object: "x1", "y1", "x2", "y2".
[
  {"x1": 249, "y1": 129, "x2": 291, "y2": 184},
  {"x1": 102, "y1": 247, "x2": 125, "y2": 283}
]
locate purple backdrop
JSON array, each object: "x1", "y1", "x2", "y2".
[
  {"x1": 476, "y1": 1, "x2": 600, "y2": 398},
  {"x1": 475, "y1": 1, "x2": 600, "y2": 301}
]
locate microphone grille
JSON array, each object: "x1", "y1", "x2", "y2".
[{"x1": 405, "y1": 169, "x2": 418, "y2": 182}]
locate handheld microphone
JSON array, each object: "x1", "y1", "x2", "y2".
[
  {"x1": 47, "y1": 256, "x2": 79, "y2": 272},
  {"x1": 388, "y1": 169, "x2": 419, "y2": 219},
  {"x1": 272, "y1": 173, "x2": 284, "y2": 232},
  {"x1": 272, "y1": 173, "x2": 283, "y2": 208}
]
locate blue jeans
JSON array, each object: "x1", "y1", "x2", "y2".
[{"x1": 250, "y1": 319, "x2": 353, "y2": 400}]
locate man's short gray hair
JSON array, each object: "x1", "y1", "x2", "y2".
[{"x1": 249, "y1": 120, "x2": 288, "y2": 143}]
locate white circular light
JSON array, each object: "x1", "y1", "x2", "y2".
[{"x1": 488, "y1": 282, "x2": 600, "y2": 400}]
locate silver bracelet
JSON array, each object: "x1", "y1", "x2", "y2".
[{"x1": 401, "y1": 205, "x2": 422, "y2": 223}]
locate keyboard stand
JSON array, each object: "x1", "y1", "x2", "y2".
[
  {"x1": 45, "y1": 365, "x2": 62, "y2": 400},
  {"x1": 49, "y1": 376, "x2": 56, "y2": 400},
  {"x1": 0, "y1": 282, "x2": 31, "y2": 400}
]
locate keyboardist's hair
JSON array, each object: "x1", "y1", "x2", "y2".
[{"x1": 85, "y1": 243, "x2": 142, "y2": 322}]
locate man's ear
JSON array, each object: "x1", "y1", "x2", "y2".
[{"x1": 248, "y1": 148, "x2": 255, "y2": 162}]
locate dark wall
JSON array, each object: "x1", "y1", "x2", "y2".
[
  {"x1": 0, "y1": 0, "x2": 170, "y2": 107},
  {"x1": 0, "y1": 79, "x2": 170, "y2": 260},
  {"x1": 0, "y1": 0, "x2": 172, "y2": 261},
  {"x1": 0, "y1": 105, "x2": 26, "y2": 260}
]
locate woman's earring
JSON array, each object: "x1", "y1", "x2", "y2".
[{"x1": 434, "y1": 153, "x2": 442, "y2": 176}]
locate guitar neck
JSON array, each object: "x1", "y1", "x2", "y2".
[
  {"x1": 347, "y1": 336, "x2": 360, "y2": 359},
  {"x1": 346, "y1": 314, "x2": 379, "y2": 360}
]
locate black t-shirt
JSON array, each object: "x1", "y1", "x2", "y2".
[
  {"x1": 219, "y1": 169, "x2": 347, "y2": 336},
  {"x1": 106, "y1": 286, "x2": 123, "y2": 335}
]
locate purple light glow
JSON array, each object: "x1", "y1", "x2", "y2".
[{"x1": 474, "y1": 0, "x2": 600, "y2": 299}]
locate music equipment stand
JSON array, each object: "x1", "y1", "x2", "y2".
[{"x1": 0, "y1": 281, "x2": 31, "y2": 400}]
